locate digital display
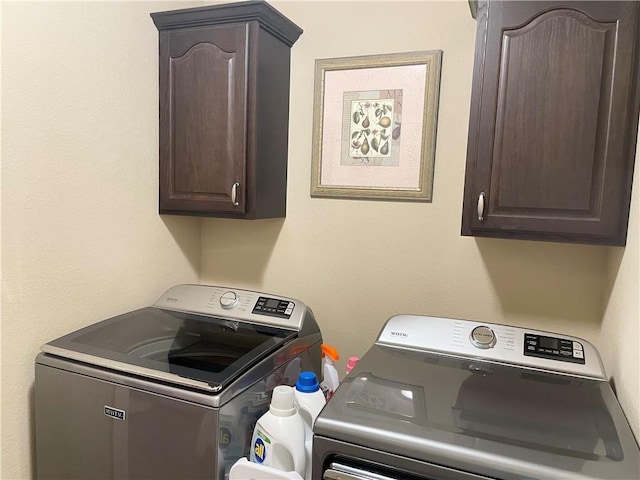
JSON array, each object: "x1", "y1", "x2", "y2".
[
  {"x1": 539, "y1": 336, "x2": 559, "y2": 349},
  {"x1": 524, "y1": 333, "x2": 584, "y2": 365},
  {"x1": 252, "y1": 297, "x2": 292, "y2": 318},
  {"x1": 265, "y1": 299, "x2": 280, "y2": 309}
]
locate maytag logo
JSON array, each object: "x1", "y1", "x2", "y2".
[
  {"x1": 104, "y1": 406, "x2": 126, "y2": 421},
  {"x1": 165, "y1": 297, "x2": 178, "y2": 303},
  {"x1": 391, "y1": 331, "x2": 408, "y2": 338}
]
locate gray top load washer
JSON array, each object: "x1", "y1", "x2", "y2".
[
  {"x1": 36, "y1": 284, "x2": 322, "y2": 480},
  {"x1": 312, "y1": 315, "x2": 639, "y2": 480}
]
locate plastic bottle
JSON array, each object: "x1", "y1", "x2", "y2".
[
  {"x1": 229, "y1": 458, "x2": 303, "y2": 480},
  {"x1": 294, "y1": 372, "x2": 326, "y2": 480},
  {"x1": 345, "y1": 356, "x2": 360, "y2": 375},
  {"x1": 320, "y1": 344, "x2": 340, "y2": 401},
  {"x1": 249, "y1": 385, "x2": 306, "y2": 476}
]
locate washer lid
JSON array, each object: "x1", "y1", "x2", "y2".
[
  {"x1": 314, "y1": 344, "x2": 640, "y2": 480},
  {"x1": 41, "y1": 307, "x2": 297, "y2": 393}
]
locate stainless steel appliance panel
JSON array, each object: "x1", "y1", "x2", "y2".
[
  {"x1": 35, "y1": 284, "x2": 323, "y2": 480},
  {"x1": 313, "y1": 316, "x2": 639, "y2": 480},
  {"x1": 36, "y1": 344, "x2": 321, "y2": 479},
  {"x1": 35, "y1": 364, "x2": 218, "y2": 480},
  {"x1": 313, "y1": 437, "x2": 494, "y2": 480},
  {"x1": 41, "y1": 307, "x2": 297, "y2": 393}
]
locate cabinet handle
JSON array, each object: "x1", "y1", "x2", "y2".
[
  {"x1": 477, "y1": 192, "x2": 485, "y2": 222},
  {"x1": 231, "y1": 182, "x2": 240, "y2": 206}
]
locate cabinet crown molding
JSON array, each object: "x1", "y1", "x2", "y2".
[{"x1": 151, "y1": 0, "x2": 302, "y2": 46}]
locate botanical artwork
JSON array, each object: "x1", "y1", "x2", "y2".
[
  {"x1": 311, "y1": 50, "x2": 442, "y2": 201},
  {"x1": 342, "y1": 89, "x2": 403, "y2": 166}
]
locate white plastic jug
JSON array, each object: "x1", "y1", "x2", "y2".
[
  {"x1": 229, "y1": 458, "x2": 303, "y2": 480},
  {"x1": 249, "y1": 385, "x2": 306, "y2": 476},
  {"x1": 294, "y1": 372, "x2": 326, "y2": 480}
]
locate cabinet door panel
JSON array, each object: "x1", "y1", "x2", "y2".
[
  {"x1": 160, "y1": 25, "x2": 247, "y2": 214},
  {"x1": 463, "y1": 1, "x2": 640, "y2": 245},
  {"x1": 492, "y1": 9, "x2": 612, "y2": 214}
]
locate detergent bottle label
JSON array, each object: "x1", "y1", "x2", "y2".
[
  {"x1": 251, "y1": 428, "x2": 271, "y2": 464},
  {"x1": 321, "y1": 384, "x2": 334, "y2": 400}
]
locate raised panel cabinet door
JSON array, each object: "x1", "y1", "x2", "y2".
[
  {"x1": 159, "y1": 24, "x2": 247, "y2": 215},
  {"x1": 462, "y1": 1, "x2": 640, "y2": 245}
]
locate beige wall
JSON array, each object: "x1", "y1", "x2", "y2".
[
  {"x1": 1, "y1": 2, "x2": 638, "y2": 480},
  {"x1": 599, "y1": 138, "x2": 640, "y2": 436},
  {"x1": 200, "y1": 0, "x2": 639, "y2": 436},
  {"x1": 1, "y1": 2, "x2": 201, "y2": 479}
]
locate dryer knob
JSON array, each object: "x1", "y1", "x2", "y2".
[
  {"x1": 220, "y1": 291, "x2": 239, "y2": 309},
  {"x1": 470, "y1": 326, "x2": 496, "y2": 349}
]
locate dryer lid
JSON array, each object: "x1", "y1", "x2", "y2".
[
  {"x1": 41, "y1": 306, "x2": 297, "y2": 393},
  {"x1": 315, "y1": 344, "x2": 640, "y2": 480}
]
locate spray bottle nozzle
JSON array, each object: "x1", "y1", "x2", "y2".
[{"x1": 321, "y1": 344, "x2": 339, "y2": 362}]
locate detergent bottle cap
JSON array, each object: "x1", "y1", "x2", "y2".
[
  {"x1": 269, "y1": 385, "x2": 297, "y2": 417},
  {"x1": 295, "y1": 371, "x2": 320, "y2": 393},
  {"x1": 321, "y1": 344, "x2": 339, "y2": 362}
]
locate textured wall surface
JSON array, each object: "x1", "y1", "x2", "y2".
[
  {"x1": 599, "y1": 139, "x2": 640, "y2": 438},
  {"x1": 1, "y1": 3, "x2": 200, "y2": 478}
]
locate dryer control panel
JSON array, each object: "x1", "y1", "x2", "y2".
[{"x1": 376, "y1": 315, "x2": 605, "y2": 379}]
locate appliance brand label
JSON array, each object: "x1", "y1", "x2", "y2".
[
  {"x1": 104, "y1": 406, "x2": 126, "y2": 421},
  {"x1": 391, "y1": 331, "x2": 408, "y2": 338}
]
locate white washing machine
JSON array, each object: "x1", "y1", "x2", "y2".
[{"x1": 312, "y1": 315, "x2": 639, "y2": 480}]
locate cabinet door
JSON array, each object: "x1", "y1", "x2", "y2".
[
  {"x1": 462, "y1": 1, "x2": 640, "y2": 245},
  {"x1": 159, "y1": 24, "x2": 247, "y2": 215}
]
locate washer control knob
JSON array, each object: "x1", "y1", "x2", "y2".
[
  {"x1": 220, "y1": 291, "x2": 239, "y2": 309},
  {"x1": 470, "y1": 326, "x2": 496, "y2": 349}
]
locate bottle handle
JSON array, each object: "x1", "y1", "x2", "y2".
[{"x1": 292, "y1": 444, "x2": 306, "y2": 477}]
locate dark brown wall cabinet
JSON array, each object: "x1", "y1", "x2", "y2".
[
  {"x1": 151, "y1": 1, "x2": 302, "y2": 218},
  {"x1": 462, "y1": 1, "x2": 640, "y2": 245}
]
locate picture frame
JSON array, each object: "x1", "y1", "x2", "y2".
[{"x1": 311, "y1": 50, "x2": 442, "y2": 201}]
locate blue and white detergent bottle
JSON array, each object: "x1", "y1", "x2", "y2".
[
  {"x1": 249, "y1": 385, "x2": 306, "y2": 476},
  {"x1": 294, "y1": 372, "x2": 326, "y2": 480}
]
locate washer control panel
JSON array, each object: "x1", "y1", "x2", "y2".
[
  {"x1": 524, "y1": 333, "x2": 585, "y2": 364},
  {"x1": 153, "y1": 284, "x2": 305, "y2": 330},
  {"x1": 252, "y1": 297, "x2": 295, "y2": 319}
]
